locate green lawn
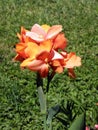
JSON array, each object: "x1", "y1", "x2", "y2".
[{"x1": 0, "y1": 0, "x2": 98, "y2": 129}]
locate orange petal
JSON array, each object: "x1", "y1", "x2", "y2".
[
  {"x1": 31, "y1": 24, "x2": 46, "y2": 36},
  {"x1": 26, "y1": 24, "x2": 46, "y2": 42},
  {"x1": 16, "y1": 43, "x2": 27, "y2": 53},
  {"x1": 27, "y1": 59, "x2": 49, "y2": 77},
  {"x1": 17, "y1": 26, "x2": 28, "y2": 42},
  {"x1": 40, "y1": 40, "x2": 53, "y2": 52},
  {"x1": 21, "y1": 26, "x2": 27, "y2": 35},
  {"x1": 26, "y1": 32, "x2": 44, "y2": 42},
  {"x1": 39, "y1": 64, "x2": 49, "y2": 77},
  {"x1": 20, "y1": 57, "x2": 34, "y2": 67},
  {"x1": 55, "y1": 66, "x2": 64, "y2": 73},
  {"x1": 53, "y1": 33, "x2": 67, "y2": 50},
  {"x1": 17, "y1": 33, "x2": 21, "y2": 41},
  {"x1": 52, "y1": 60, "x2": 61, "y2": 67},
  {"x1": 25, "y1": 42, "x2": 39, "y2": 58},
  {"x1": 27, "y1": 59, "x2": 45, "y2": 71},
  {"x1": 51, "y1": 59, "x2": 64, "y2": 73},
  {"x1": 65, "y1": 53, "x2": 81, "y2": 68},
  {"x1": 46, "y1": 25, "x2": 62, "y2": 39},
  {"x1": 15, "y1": 43, "x2": 27, "y2": 59}
]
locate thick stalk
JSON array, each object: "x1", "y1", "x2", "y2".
[{"x1": 37, "y1": 86, "x2": 47, "y2": 130}]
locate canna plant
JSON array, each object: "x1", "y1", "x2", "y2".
[{"x1": 13, "y1": 23, "x2": 84, "y2": 129}]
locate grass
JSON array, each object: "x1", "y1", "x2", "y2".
[{"x1": 0, "y1": 0, "x2": 98, "y2": 129}]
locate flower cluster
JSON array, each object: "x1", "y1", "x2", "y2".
[{"x1": 14, "y1": 24, "x2": 81, "y2": 78}]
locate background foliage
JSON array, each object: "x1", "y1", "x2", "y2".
[{"x1": 0, "y1": 0, "x2": 98, "y2": 129}]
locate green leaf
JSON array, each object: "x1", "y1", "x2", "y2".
[
  {"x1": 47, "y1": 105, "x2": 61, "y2": 125},
  {"x1": 37, "y1": 86, "x2": 46, "y2": 113},
  {"x1": 68, "y1": 113, "x2": 86, "y2": 130}
]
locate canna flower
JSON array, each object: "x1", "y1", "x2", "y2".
[
  {"x1": 14, "y1": 38, "x2": 64, "y2": 77},
  {"x1": 13, "y1": 23, "x2": 81, "y2": 78}
]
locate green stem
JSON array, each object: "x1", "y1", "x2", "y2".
[
  {"x1": 47, "y1": 120, "x2": 52, "y2": 130},
  {"x1": 37, "y1": 86, "x2": 47, "y2": 130},
  {"x1": 36, "y1": 73, "x2": 52, "y2": 130},
  {"x1": 43, "y1": 113, "x2": 47, "y2": 130},
  {"x1": 37, "y1": 86, "x2": 46, "y2": 113}
]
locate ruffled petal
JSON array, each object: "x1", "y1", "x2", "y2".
[
  {"x1": 51, "y1": 59, "x2": 64, "y2": 73},
  {"x1": 36, "y1": 51, "x2": 50, "y2": 61},
  {"x1": 15, "y1": 43, "x2": 27, "y2": 59},
  {"x1": 52, "y1": 50, "x2": 64, "y2": 60},
  {"x1": 31, "y1": 24, "x2": 46, "y2": 36},
  {"x1": 20, "y1": 57, "x2": 34, "y2": 67},
  {"x1": 65, "y1": 53, "x2": 81, "y2": 68},
  {"x1": 53, "y1": 33, "x2": 67, "y2": 50},
  {"x1": 39, "y1": 40, "x2": 53, "y2": 52},
  {"x1": 27, "y1": 59, "x2": 44, "y2": 71},
  {"x1": 26, "y1": 32, "x2": 44, "y2": 42},
  {"x1": 39, "y1": 64, "x2": 49, "y2": 77},
  {"x1": 46, "y1": 25, "x2": 62, "y2": 39},
  {"x1": 25, "y1": 42, "x2": 39, "y2": 58}
]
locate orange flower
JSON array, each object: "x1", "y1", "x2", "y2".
[{"x1": 13, "y1": 24, "x2": 81, "y2": 78}]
